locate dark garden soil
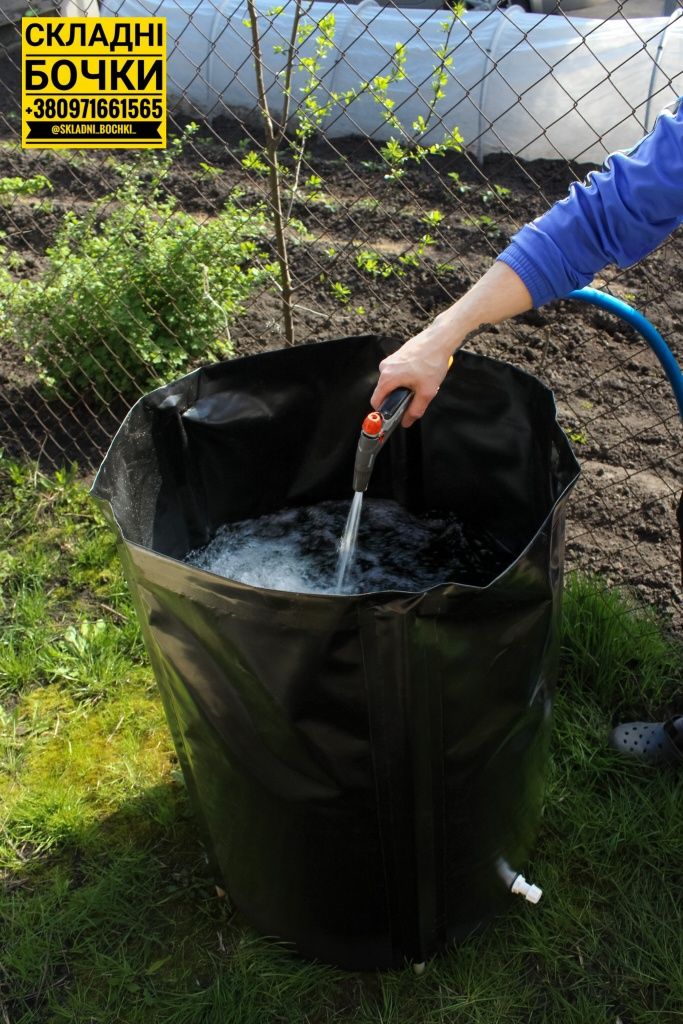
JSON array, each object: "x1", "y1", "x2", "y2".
[{"x1": 0, "y1": 40, "x2": 681, "y2": 625}]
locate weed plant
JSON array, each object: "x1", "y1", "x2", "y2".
[
  {"x1": 0, "y1": 174, "x2": 52, "y2": 202},
  {"x1": 1, "y1": 459, "x2": 681, "y2": 1023}
]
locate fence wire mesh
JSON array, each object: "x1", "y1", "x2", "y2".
[{"x1": 0, "y1": 0, "x2": 681, "y2": 624}]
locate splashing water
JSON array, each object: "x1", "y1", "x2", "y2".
[
  {"x1": 185, "y1": 499, "x2": 510, "y2": 596},
  {"x1": 335, "y1": 491, "x2": 364, "y2": 592}
]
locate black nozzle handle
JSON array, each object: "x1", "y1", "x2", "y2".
[
  {"x1": 379, "y1": 386, "x2": 412, "y2": 419},
  {"x1": 378, "y1": 387, "x2": 413, "y2": 440},
  {"x1": 352, "y1": 388, "x2": 414, "y2": 493}
]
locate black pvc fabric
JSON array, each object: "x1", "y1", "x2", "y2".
[{"x1": 92, "y1": 335, "x2": 580, "y2": 970}]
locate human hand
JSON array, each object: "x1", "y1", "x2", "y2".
[{"x1": 369, "y1": 321, "x2": 457, "y2": 427}]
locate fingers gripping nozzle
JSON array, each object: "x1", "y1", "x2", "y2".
[{"x1": 352, "y1": 388, "x2": 413, "y2": 492}]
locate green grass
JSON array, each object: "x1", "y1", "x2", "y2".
[{"x1": 1, "y1": 458, "x2": 682, "y2": 1023}]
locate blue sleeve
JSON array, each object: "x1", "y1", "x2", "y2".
[{"x1": 497, "y1": 98, "x2": 683, "y2": 307}]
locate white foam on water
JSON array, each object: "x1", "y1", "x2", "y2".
[{"x1": 185, "y1": 499, "x2": 508, "y2": 595}]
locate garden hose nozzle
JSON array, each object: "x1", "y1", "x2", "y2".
[
  {"x1": 352, "y1": 387, "x2": 413, "y2": 492},
  {"x1": 352, "y1": 357, "x2": 455, "y2": 492}
]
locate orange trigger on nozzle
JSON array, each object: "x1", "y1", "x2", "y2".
[{"x1": 362, "y1": 412, "x2": 383, "y2": 435}]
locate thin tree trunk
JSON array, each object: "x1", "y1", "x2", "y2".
[{"x1": 246, "y1": 0, "x2": 295, "y2": 346}]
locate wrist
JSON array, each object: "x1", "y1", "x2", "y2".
[{"x1": 430, "y1": 304, "x2": 476, "y2": 353}]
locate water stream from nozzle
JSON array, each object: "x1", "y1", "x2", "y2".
[{"x1": 335, "y1": 490, "x2": 364, "y2": 592}]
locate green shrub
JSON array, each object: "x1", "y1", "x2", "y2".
[{"x1": 1, "y1": 131, "x2": 268, "y2": 402}]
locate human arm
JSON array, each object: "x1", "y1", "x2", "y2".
[
  {"x1": 370, "y1": 261, "x2": 532, "y2": 425},
  {"x1": 499, "y1": 97, "x2": 683, "y2": 306},
  {"x1": 373, "y1": 98, "x2": 683, "y2": 424}
]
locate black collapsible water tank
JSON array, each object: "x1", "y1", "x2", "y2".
[{"x1": 92, "y1": 334, "x2": 579, "y2": 970}]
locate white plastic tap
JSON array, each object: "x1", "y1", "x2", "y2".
[
  {"x1": 510, "y1": 874, "x2": 543, "y2": 904},
  {"x1": 496, "y1": 857, "x2": 543, "y2": 904}
]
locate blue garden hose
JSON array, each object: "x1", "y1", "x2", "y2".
[
  {"x1": 569, "y1": 287, "x2": 683, "y2": 423},
  {"x1": 569, "y1": 287, "x2": 683, "y2": 586}
]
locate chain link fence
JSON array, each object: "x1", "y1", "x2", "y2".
[{"x1": 0, "y1": 0, "x2": 681, "y2": 622}]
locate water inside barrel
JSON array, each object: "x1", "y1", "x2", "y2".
[{"x1": 185, "y1": 498, "x2": 512, "y2": 594}]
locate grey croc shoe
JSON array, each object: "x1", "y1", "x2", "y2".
[{"x1": 608, "y1": 716, "x2": 683, "y2": 764}]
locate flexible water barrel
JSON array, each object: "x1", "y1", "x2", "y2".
[{"x1": 92, "y1": 335, "x2": 579, "y2": 969}]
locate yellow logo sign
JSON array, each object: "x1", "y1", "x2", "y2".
[{"x1": 22, "y1": 17, "x2": 166, "y2": 149}]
